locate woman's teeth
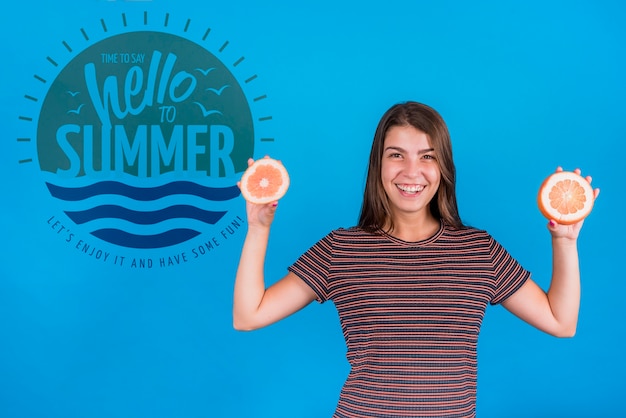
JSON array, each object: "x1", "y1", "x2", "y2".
[{"x1": 397, "y1": 184, "x2": 424, "y2": 194}]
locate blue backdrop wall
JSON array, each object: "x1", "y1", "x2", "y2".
[{"x1": 1, "y1": 1, "x2": 624, "y2": 417}]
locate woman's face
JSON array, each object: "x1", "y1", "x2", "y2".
[{"x1": 381, "y1": 125, "x2": 441, "y2": 222}]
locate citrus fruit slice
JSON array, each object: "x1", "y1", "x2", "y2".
[
  {"x1": 537, "y1": 171, "x2": 594, "y2": 224},
  {"x1": 240, "y1": 158, "x2": 290, "y2": 204}
]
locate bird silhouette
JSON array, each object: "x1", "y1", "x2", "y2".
[
  {"x1": 67, "y1": 104, "x2": 85, "y2": 115},
  {"x1": 206, "y1": 85, "x2": 230, "y2": 96},
  {"x1": 195, "y1": 67, "x2": 216, "y2": 76},
  {"x1": 193, "y1": 102, "x2": 223, "y2": 118}
]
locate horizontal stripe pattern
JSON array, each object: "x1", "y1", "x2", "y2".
[{"x1": 289, "y1": 223, "x2": 529, "y2": 417}]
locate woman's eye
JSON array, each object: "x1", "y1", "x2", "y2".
[
  {"x1": 423, "y1": 154, "x2": 436, "y2": 160},
  {"x1": 388, "y1": 153, "x2": 402, "y2": 158}
]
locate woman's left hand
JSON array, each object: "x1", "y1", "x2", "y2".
[{"x1": 547, "y1": 167, "x2": 600, "y2": 240}]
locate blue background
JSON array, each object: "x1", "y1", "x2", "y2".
[{"x1": 1, "y1": 1, "x2": 624, "y2": 417}]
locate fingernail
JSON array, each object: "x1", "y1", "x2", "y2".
[
  {"x1": 549, "y1": 220, "x2": 555, "y2": 227},
  {"x1": 272, "y1": 202, "x2": 278, "y2": 207}
]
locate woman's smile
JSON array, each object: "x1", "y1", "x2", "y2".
[{"x1": 396, "y1": 184, "x2": 426, "y2": 194}]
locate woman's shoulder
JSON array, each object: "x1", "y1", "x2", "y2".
[
  {"x1": 336, "y1": 225, "x2": 371, "y2": 234},
  {"x1": 441, "y1": 223, "x2": 493, "y2": 242},
  {"x1": 328, "y1": 225, "x2": 379, "y2": 238},
  {"x1": 317, "y1": 226, "x2": 384, "y2": 246}
]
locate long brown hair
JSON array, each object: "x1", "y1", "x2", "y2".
[{"x1": 358, "y1": 101, "x2": 464, "y2": 231}]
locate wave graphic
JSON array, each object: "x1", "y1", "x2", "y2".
[
  {"x1": 46, "y1": 181, "x2": 240, "y2": 201},
  {"x1": 65, "y1": 205, "x2": 227, "y2": 225},
  {"x1": 46, "y1": 181, "x2": 241, "y2": 249}
]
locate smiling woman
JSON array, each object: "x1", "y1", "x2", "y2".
[
  {"x1": 379, "y1": 125, "x2": 441, "y2": 242},
  {"x1": 233, "y1": 101, "x2": 599, "y2": 417},
  {"x1": 359, "y1": 102, "x2": 462, "y2": 236}
]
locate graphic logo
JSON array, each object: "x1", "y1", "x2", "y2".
[{"x1": 18, "y1": 12, "x2": 274, "y2": 268}]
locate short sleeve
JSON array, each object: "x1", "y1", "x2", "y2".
[
  {"x1": 489, "y1": 236, "x2": 531, "y2": 305},
  {"x1": 288, "y1": 231, "x2": 335, "y2": 303}
]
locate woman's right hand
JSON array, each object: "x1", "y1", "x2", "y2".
[
  {"x1": 238, "y1": 157, "x2": 280, "y2": 229},
  {"x1": 245, "y1": 199, "x2": 279, "y2": 229}
]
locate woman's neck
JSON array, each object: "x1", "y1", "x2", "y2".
[{"x1": 384, "y1": 213, "x2": 440, "y2": 242}]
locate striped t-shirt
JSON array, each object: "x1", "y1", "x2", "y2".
[{"x1": 288, "y1": 223, "x2": 529, "y2": 417}]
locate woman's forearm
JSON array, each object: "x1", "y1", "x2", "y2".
[
  {"x1": 546, "y1": 237, "x2": 581, "y2": 336},
  {"x1": 233, "y1": 225, "x2": 271, "y2": 330}
]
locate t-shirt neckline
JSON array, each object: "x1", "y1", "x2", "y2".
[{"x1": 376, "y1": 220, "x2": 444, "y2": 247}]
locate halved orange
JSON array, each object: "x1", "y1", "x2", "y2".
[
  {"x1": 240, "y1": 158, "x2": 290, "y2": 204},
  {"x1": 537, "y1": 171, "x2": 594, "y2": 224}
]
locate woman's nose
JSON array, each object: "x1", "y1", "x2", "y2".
[{"x1": 403, "y1": 158, "x2": 421, "y2": 177}]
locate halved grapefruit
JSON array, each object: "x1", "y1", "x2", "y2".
[
  {"x1": 240, "y1": 158, "x2": 290, "y2": 204},
  {"x1": 537, "y1": 170, "x2": 594, "y2": 225}
]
